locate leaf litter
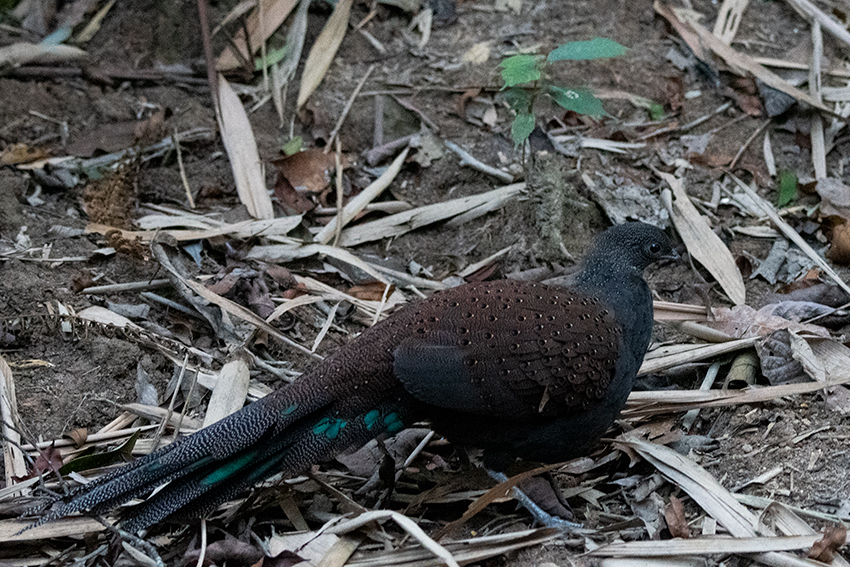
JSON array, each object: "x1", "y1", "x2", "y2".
[{"x1": 2, "y1": 0, "x2": 850, "y2": 566}]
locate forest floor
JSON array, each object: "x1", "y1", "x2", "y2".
[{"x1": 1, "y1": 0, "x2": 850, "y2": 566}]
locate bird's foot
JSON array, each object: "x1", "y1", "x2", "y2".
[{"x1": 487, "y1": 471, "x2": 586, "y2": 533}]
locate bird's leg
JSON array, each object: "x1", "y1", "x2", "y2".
[{"x1": 487, "y1": 470, "x2": 584, "y2": 532}]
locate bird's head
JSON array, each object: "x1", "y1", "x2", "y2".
[{"x1": 580, "y1": 222, "x2": 677, "y2": 280}]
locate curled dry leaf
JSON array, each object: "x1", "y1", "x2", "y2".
[
  {"x1": 807, "y1": 525, "x2": 847, "y2": 562},
  {"x1": 63, "y1": 428, "x2": 88, "y2": 448},
  {"x1": 815, "y1": 178, "x2": 850, "y2": 218},
  {"x1": 709, "y1": 304, "x2": 831, "y2": 339},
  {"x1": 826, "y1": 223, "x2": 850, "y2": 264}
]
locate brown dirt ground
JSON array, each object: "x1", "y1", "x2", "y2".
[{"x1": 1, "y1": 0, "x2": 850, "y2": 565}]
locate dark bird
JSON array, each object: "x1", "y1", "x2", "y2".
[{"x1": 32, "y1": 222, "x2": 673, "y2": 533}]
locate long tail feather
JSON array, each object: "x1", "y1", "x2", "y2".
[{"x1": 29, "y1": 389, "x2": 409, "y2": 532}]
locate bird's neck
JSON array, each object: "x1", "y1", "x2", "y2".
[
  {"x1": 575, "y1": 263, "x2": 651, "y2": 336},
  {"x1": 574, "y1": 258, "x2": 654, "y2": 401}
]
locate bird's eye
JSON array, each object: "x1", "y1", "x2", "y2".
[{"x1": 648, "y1": 242, "x2": 662, "y2": 254}]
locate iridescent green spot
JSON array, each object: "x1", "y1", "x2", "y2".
[
  {"x1": 364, "y1": 409, "x2": 381, "y2": 430},
  {"x1": 383, "y1": 412, "x2": 404, "y2": 434},
  {"x1": 201, "y1": 451, "x2": 257, "y2": 486},
  {"x1": 281, "y1": 403, "x2": 298, "y2": 417},
  {"x1": 313, "y1": 417, "x2": 347, "y2": 439}
]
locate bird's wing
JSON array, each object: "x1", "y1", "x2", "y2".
[{"x1": 393, "y1": 280, "x2": 622, "y2": 420}]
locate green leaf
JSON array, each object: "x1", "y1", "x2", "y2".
[
  {"x1": 254, "y1": 45, "x2": 289, "y2": 71},
  {"x1": 501, "y1": 86, "x2": 532, "y2": 114},
  {"x1": 649, "y1": 103, "x2": 665, "y2": 121},
  {"x1": 777, "y1": 170, "x2": 797, "y2": 207},
  {"x1": 547, "y1": 38, "x2": 628, "y2": 62},
  {"x1": 511, "y1": 112, "x2": 535, "y2": 147},
  {"x1": 282, "y1": 136, "x2": 304, "y2": 156},
  {"x1": 499, "y1": 54, "x2": 541, "y2": 88},
  {"x1": 547, "y1": 86, "x2": 608, "y2": 117}
]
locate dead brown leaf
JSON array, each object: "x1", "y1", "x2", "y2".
[
  {"x1": 664, "y1": 495, "x2": 690, "y2": 538},
  {"x1": 247, "y1": 278, "x2": 275, "y2": 319},
  {"x1": 347, "y1": 282, "x2": 394, "y2": 301},
  {"x1": 457, "y1": 87, "x2": 482, "y2": 117},
  {"x1": 20, "y1": 444, "x2": 63, "y2": 480},
  {"x1": 63, "y1": 428, "x2": 88, "y2": 448},
  {"x1": 274, "y1": 175, "x2": 316, "y2": 214},
  {"x1": 71, "y1": 271, "x2": 96, "y2": 293},
  {"x1": 0, "y1": 143, "x2": 50, "y2": 165},
  {"x1": 207, "y1": 271, "x2": 242, "y2": 295},
  {"x1": 826, "y1": 223, "x2": 850, "y2": 264},
  {"x1": 664, "y1": 76, "x2": 685, "y2": 112},
  {"x1": 66, "y1": 110, "x2": 166, "y2": 157},
  {"x1": 183, "y1": 535, "x2": 264, "y2": 567},
  {"x1": 267, "y1": 265, "x2": 298, "y2": 288},
  {"x1": 808, "y1": 525, "x2": 847, "y2": 562},
  {"x1": 271, "y1": 149, "x2": 340, "y2": 194}
]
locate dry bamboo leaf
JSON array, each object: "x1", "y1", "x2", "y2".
[
  {"x1": 181, "y1": 273, "x2": 315, "y2": 357},
  {"x1": 712, "y1": 0, "x2": 749, "y2": 44},
  {"x1": 0, "y1": 42, "x2": 86, "y2": 68},
  {"x1": 121, "y1": 404, "x2": 202, "y2": 431},
  {"x1": 639, "y1": 338, "x2": 758, "y2": 376},
  {"x1": 653, "y1": 301, "x2": 710, "y2": 321},
  {"x1": 601, "y1": 559, "x2": 705, "y2": 567},
  {"x1": 216, "y1": 0, "x2": 299, "y2": 71},
  {"x1": 336, "y1": 182, "x2": 525, "y2": 247},
  {"x1": 268, "y1": 530, "x2": 340, "y2": 564},
  {"x1": 760, "y1": 501, "x2": 850, "y2": 566},
  {"x1": 296, "y1": 0, "x2": 353, "y2": 109},
  {"x1": 659, "y1": 171, "x2": 746, "y2": 304},
  {"x1": 737, "y1": 494, "x2": 846, "y2": 525},
  {"x1": 763, "y1": 131, "x2": 777, "y2": 176},
  {"x1": 249, "y1": 243, "x2": 391, "y2": 285},
  {"x1": 202, "y1": 358, "x2": 250, "y2": 428},
  {"x1": 272, "y1": 0, "x2": 310, "y2": 120},
  {"x1": 784, "y1": 0, "x2": 850, "y2": 50},
  {"x1": 626, "y1": 362, "x2": 850, "y2": 417},
  {"x1": 92, "y1": 216, "x2": 301, "y2": 244},
  {"x1": 294, "y1": 275, "x2": 408, "y2": 324},
  {"x1": 323, "y1": 511, "x2": 460, "y2": 567},
  {"x1": 731, "y1": 175, "x2": 850, "y2": 297},
  {"x1": 77, "y1": 305, "x2": 134, "y2": 329},
  {"x1": 0, "y1": 356, "x2": 26, "y2": 488},
  {"x1": 0, "y1": 517, "x2": 105, "y2": 543},
  {"x1": 755, "y1": 57, "x2": 850, "y2": 78},
  {"x1": 613, "y1": 440, "x2": 823, "y2": 567},
  {"x1": 217, "y1": 75, "x2": 274, "y2": 220},
  {"x1": 319, "y1": 534, "x2": 365, "y2": 567},
  {"x1": 810, "y1": 22, "x2": 827, "y2": 180},
  {"x1": 314, "y1": 147, "x2": 410, "y2": 244},
  {"x1": 592, "y1": 534, "x2": 842, "y2": 556},
  {"x1": 655, "y1": 2, "x2": 832, "y2": 115},
  {"x1": 344, "y1": 528, "x2": 558, "y2": 567}
]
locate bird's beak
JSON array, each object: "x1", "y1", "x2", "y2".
[{"x1": 664, "y1": 249, "x2": 681, "y2": 262}]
